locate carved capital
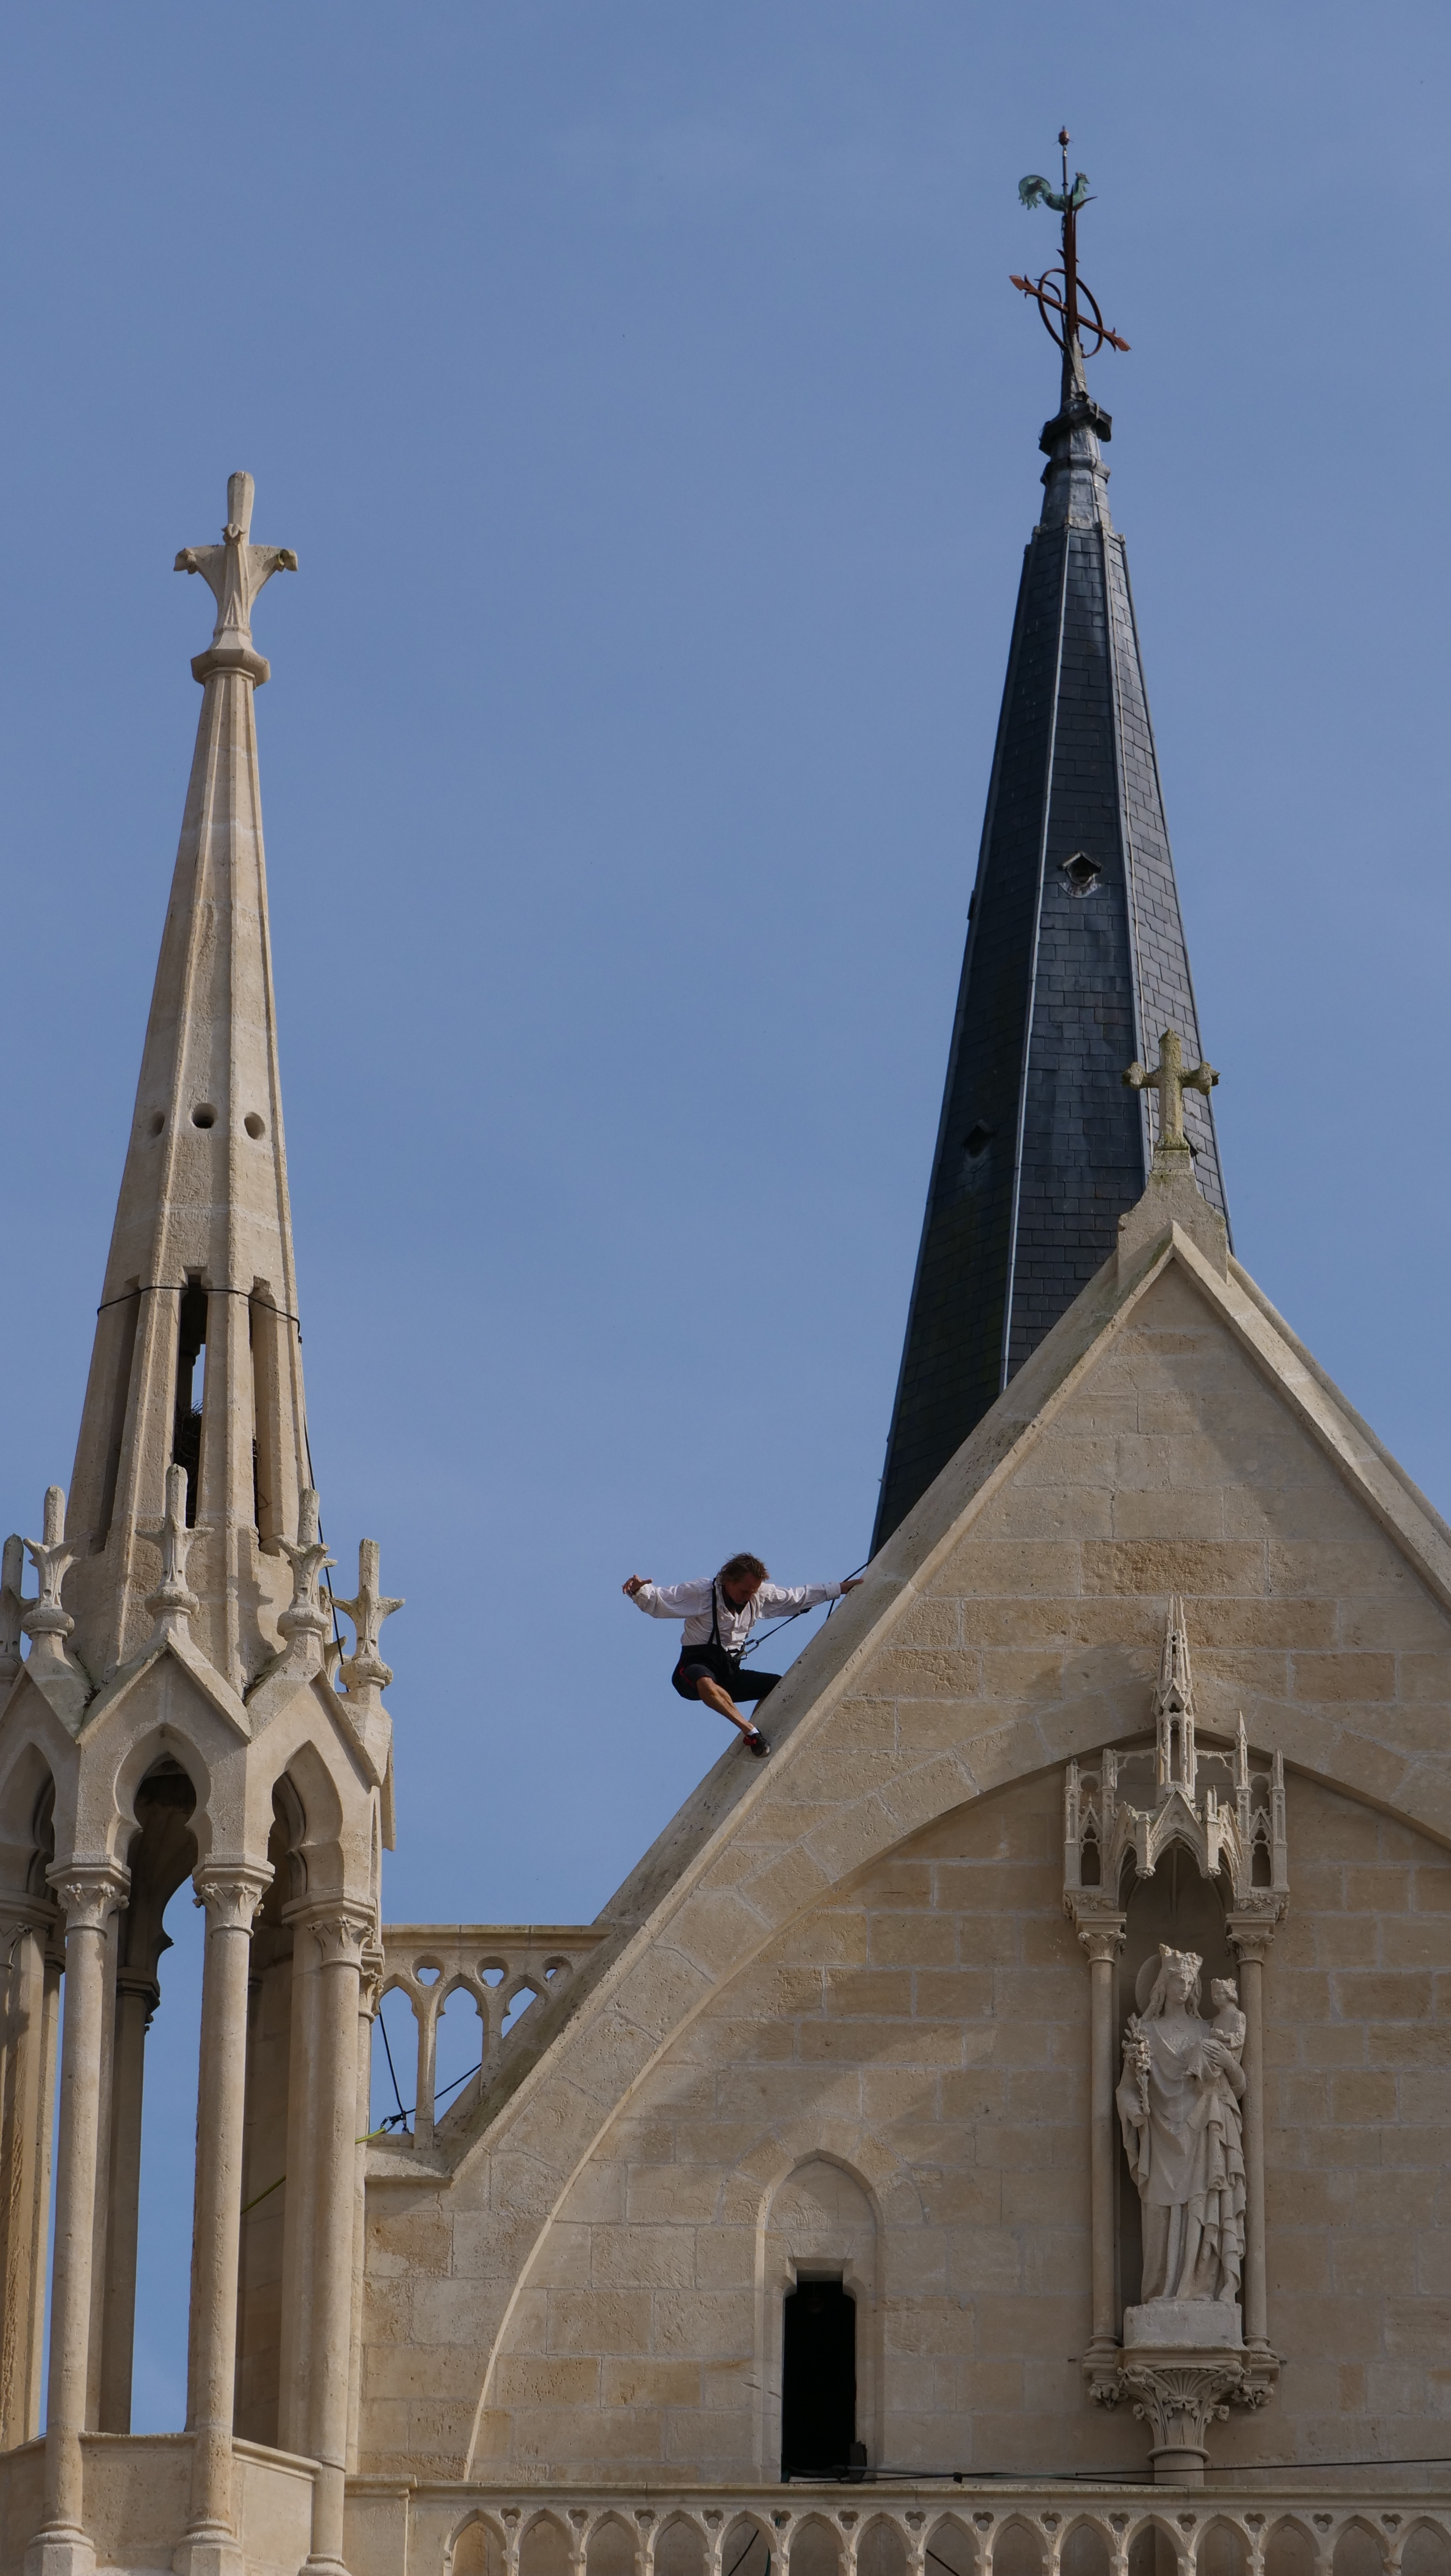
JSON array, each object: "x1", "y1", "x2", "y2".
[
  {"x1": 1115, "y1": 2347, "x2": 1278, "y2": 2477},
  {"x1": 1076, "y1": 1918, "x2": 1127, "y2": 1965},
  {"x1": 288, "y1": 1902, "x2": 373, "y2": 1969},
  {"x1": 193, "y1": 1865, "x2": 272, "y2": 1933},
  {"x1": 359, "y1": 1938, "x2": 386, "y2": 2018},
  {"x1": 47, "y1": 1861, "x2": 129, "y2": 1932},
  {"x1": 1120, "y1": 2355, "x2": 1241, "y2": 2457},
  {"x1": 1226, "y1": 1909, "x2": 1283, "y2": 1964}
]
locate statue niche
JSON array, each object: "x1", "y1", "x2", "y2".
[{"x1": 1064, "y1": 1598, "x2": 1287, "y2": 2476}]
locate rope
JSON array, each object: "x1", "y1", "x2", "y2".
[{"x1": 735, "y1": 1560, "x2": 870, "y2": 1663}]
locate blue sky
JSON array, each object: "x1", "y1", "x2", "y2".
[{"x1": 1, "y1": 0, "x2": 1446, "y2": 2431}]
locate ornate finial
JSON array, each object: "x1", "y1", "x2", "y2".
[
  {"x1": 1124, "y1": 1029, "x2": 1218, "y2": 1163},
  {"x1": 144, "y1": 1464, "x2": 199, "y2": 1623},
  {"x1": 277, "y1": 1488, "x2": 335, "y2": 1644},
  {"x1": 21, "y1": 1488, "x2": 76, "y2": 1641},
  {"x1": 1011, "y1": 131, "x2": 1129, "y2": 409},
  {"x1": 333, "y1": 1538, "x2": 403, "y2": 1698},
  {"x1": 1154, "y1": 1595, "x2": 1198, "y2": 1801},
  {"x1": 0, "y1": 1536, "x2": 24, "y2": 1687},
  {"x1": 175, "y1": 471, "x2": 297, "y2": 686}
]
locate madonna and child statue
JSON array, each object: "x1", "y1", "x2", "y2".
[{"x1": 1118, "y1": 1944, "x2": 1248, "y2": 2349}]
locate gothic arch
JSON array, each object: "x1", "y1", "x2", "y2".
[
  {"x1": 654, "y1": 2517, "x2": 707, "y2": 2576},
  {"x1": 586, "y1": 2514, "x2": 639, "y2": 2576},
  {"x1": 1398, "y1": 2527, "x2": 1451, "y2": 2576},
  {"x1": 1059, "y1": 2522, "x2": 1113, "y2": 2576},
  {"x1": 448, "y1": 2517, "x2": 505, "y2": 2576},
  {"x1": 761, "y1": 2155, "x2": 880, "y2": 2474},
  {"x1": 787, "y1": 2517, "x2": 841, "y2": 2576},
  {"x1": 1262, "y1": 2524, "x2": 1317, "y2": 2576},
  {"x1": 925, "y1": 2516, "x2": 976, "y2": 2576},
  {"x1": 1333, "y1": 2524, "x2": 1387, "y2": 2576},
  {"x1": 991, "y1": 2526, "x2": 1046, "y2": 2576},
  {"x1": 1197, "y1": 2523, "x2": 1249, "y2": 2576},
  {"x1": 0, "y1": 1741, "x2": 59, "y2": 1901},
  {"x1": 518, "y1": 2510, "x2": 572, "y2": 2576}
]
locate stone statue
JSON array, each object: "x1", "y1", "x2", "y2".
[{"x1": 1118, "y1": 1944, "x2": 1247, "y2": 2316}]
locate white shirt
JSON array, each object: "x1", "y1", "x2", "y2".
[{"x1": 630, "y1": 1577, "x2": 843, "y2": 1655}]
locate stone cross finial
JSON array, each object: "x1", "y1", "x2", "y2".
[
  {"x1": 333, "y1": 1539, "x2": 403, "y2": 1695},
  {"x1": 277, "y1": 1488, "x2": 335, "y2": 1643},
  {"x1": 1124, "y1": 1028, "x2": 1218, "y2": 1156},
  {"x1": 175, "y1": 471, "x2": 296, "y2": 679},
  {"x1": 21, "y1": 1488, "x2": 76, "y2": 1641},
  {"x1": 144, "y1": 1464, "x2": 199, "y2": 1622}
]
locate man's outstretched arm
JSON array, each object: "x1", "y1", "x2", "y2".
[
  {"x1": 622, "y1": 1577, "x2": 713, "y2": 1618},
  {"x1": 752, "y1": 1578, "x2": 864, "y2": 1620}
]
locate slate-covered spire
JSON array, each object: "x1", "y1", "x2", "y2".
[
  {"x1": 63, "y1": 474, "x2": 309, "y2": 1691},
  {"x1": 873, "y1": 146, "x2": 1227, "y2": 1549}
]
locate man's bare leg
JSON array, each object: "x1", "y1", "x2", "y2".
[{"x1": 692, "y1": 1675, "x2": 759, "y2": 1739}]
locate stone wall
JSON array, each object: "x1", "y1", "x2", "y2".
[{"x1": 360, "y1": 1258, "x2": 1451, "y2": 2484}]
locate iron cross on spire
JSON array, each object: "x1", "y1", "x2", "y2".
[
  {"x1": 175, "y1": 470, "x2": 297, "y2": 684},
  {"x1": 1010, "y1": 128, "x2": 1129, "y2": 404},
  {"x1": 1124, "y1": 1029, "x2": 1219, "y2": 1157}
]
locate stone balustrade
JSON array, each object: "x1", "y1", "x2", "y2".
[
  {"x1": 376, "y1": 1925, "x2": 608, "y2": 2146},
  {"x1": 344, "y1": 2485, "x2": 1451, "y2": 2576}
]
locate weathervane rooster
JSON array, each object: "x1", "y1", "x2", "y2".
[{"x1": 1010, "y1": 127, "x2": 1129, "y2": 398}]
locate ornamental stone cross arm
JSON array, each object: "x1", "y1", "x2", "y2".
[
  {"x1": 175, "y1": 471, "x2": 296, "y2": 683},
  {"x1": 333, "y1": 1539, "x2": 403, "y2": 1693},
  {"x1": 1124, "y1": 1028, "x2": 1219, "y2": 1154}
]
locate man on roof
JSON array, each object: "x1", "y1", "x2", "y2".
[{"x1": 623, "y1": 1553, "x2": 864, "y2": 1759}]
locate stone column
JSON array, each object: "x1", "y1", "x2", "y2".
[
  {"x1": 178, "y1": 1866, "x2": 271, "y2": 2576},
  {"x1": 0, "y1": 1901, "x2": 62, "y2": 2448},
  {"x1": 97, "y1": 1967, "x2": 158, "y2": 2433},
  {"x1": 27, "y1": 1863, "x2": 128, "y2": 2576},
  {"x1": 1227, "y1": 1918, "x2": 1276, "y2": 2355},
  {"x1": 302, "y1": 1905, "x2": 370, "y2": 2576},
  {"x1": 1078, "y1": 1921, "x2": 1126, "y2": 2372},
  {"x1": 347, "y1": 1942, "x2": 384, "y2": 2475}
]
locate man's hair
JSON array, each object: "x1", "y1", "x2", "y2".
[{"x1": 719, "y1": 1552, "x2": 768, "y2": 1587}]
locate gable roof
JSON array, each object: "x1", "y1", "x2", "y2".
[{"x1": 386, "y1": 1165, "x2": 1451, "y2": 2205}]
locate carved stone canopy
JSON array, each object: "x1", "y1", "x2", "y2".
[{"x1": 1065, "y1": 1597, "x2": 1288, "y2": 1916}]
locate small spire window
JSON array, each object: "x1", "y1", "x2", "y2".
[
  {"x1": 171, "y1": 1279, "x2": 208, "y2": 1527},
  {"x1": 1061, "y1": 851, "x2": 1103, "y2": 897}
]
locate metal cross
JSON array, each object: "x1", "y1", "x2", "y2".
[{"x1": 1124, "y1": 1029, "x2": 1219, "y2": 1151}]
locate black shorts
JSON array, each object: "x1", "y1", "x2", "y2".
[{"x1": 671, "y1": 1641, "x2": 781, "y2": 1704}]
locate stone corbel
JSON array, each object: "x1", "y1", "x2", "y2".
[{"x1": 1118, "y1": 2354, "x2": 1264, "y2": 2484}]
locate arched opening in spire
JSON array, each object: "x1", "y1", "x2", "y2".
[
  {"x1": 102, "y1": 1755, "x2": 199, "y2": 2432},
  {"x1": 171, "y1": 1277, "x2": 209, "y2": 1527}
]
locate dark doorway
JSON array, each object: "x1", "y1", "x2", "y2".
[{"x1": 781, "y1": 2276, "x2": 855, "y2": 2479}]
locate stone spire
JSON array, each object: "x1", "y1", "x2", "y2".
[
  {"x1": 872, "y1": 159, "x2": 1228, "y2": 1548},
  {"x1": 63, "y1": 473, "x2": 307, "y2": 1692}
]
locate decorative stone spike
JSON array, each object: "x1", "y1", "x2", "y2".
[
  {"x1": 276, "y1": 1489, "x2": 334, "y2": 1645},
  {"x1": 144, "y1": 1464, "x2": 199, "y2": 1626},
  {"x1": 0, "y1": 1535, "x2": 24, "y2": 1687},
  {"x1": 333, "y1": 1539, "x2": 403, "y2": 1697}
]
